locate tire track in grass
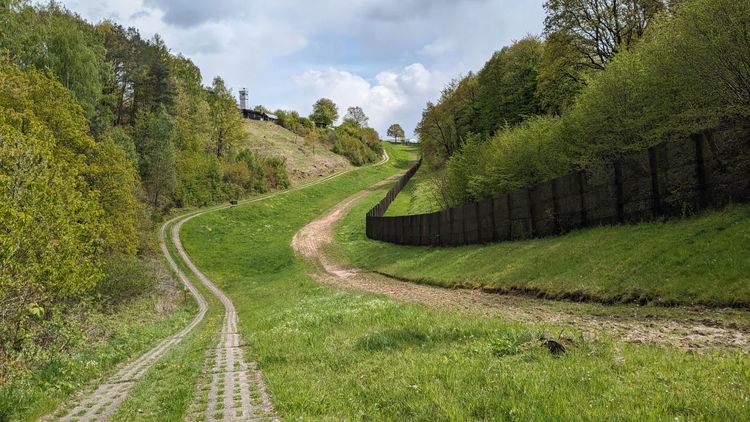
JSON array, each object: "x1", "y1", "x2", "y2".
[
  {"x1": 48, "y1": 152, "x2": 391, "y2": 421},
  {"x1": 49, "y1": 214, "x2": 209, "y2": 421}
]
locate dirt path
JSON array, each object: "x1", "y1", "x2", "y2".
[
  {"x1": 292, "y1": 179, "x2": 750, "y2": 351},
  {"x1": 48, "y1": 153, "x2": 394, "y2": 421}
]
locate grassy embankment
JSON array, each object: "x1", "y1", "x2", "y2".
[
  {"x1": 0, "y1": 255, "x2": 196, "y2": 421},
  {"x1": 364, "y1": 163, "x2": 750, "y2": 308},
  {"x1": 384, "y1": 158, "x2": 443, "y2": 216},
  {"x1": 242, "y1": 120, "x2": 351, "y2": 185},
  {"x1": 179, "y1": 143, "x2": 750, "y2": 420}
]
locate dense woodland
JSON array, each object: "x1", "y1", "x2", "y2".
[
  {"x1": 417, "y1": 0, "x2": 750, "y2": 207},
  {"x1": 0, "y1": 1, "x2": 297, "y2": 385}
]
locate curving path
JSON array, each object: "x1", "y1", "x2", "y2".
[
  {"x1": 49, "y1": 212, "x2": 210, "y2": 421},
  {"x1": 49, "y1": 152, "x2": 391, "y2": 421},
  {"x1": 292, "y1": 179, "x2": 750, "y2": 351}
]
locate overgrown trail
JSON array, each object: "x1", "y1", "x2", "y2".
[{"x1": 292, "y1": 180, "x2": 750, "y2": 352}]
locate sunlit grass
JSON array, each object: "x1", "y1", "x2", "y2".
[{"x1": 179, "y1": 143, "x2": 750, "y2": 420}]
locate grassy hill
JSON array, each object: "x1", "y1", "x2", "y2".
[
  {"x1": 241, "y1": 120, "x2": 351, "y2": 185},
  {"x1": 337, "y1": 169, "x2": 750, "y2": 308}
]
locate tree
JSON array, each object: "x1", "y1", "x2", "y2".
[
  {"x1": 208, "y1": 76, "x2": 245, "y2": 159},
  {"x1": 344, "y1": 106, "x2": 369, "y2": 127},
  {"x1": 309, "y1": 98, "x2": 338, "y2": 128},
  {"x1": 135, "y1": 109, "x2": 177, "y2": 208},
  {"x1": 543, "y1": 0, "x2": 666, "y2": 71},
  {"x1": 387, "y1": 123, "x2": 405, "y2": 143},
  {"x1": 0, "y1": 62, "x2": 107, "y2": 351},
  {"x1": 539, "y1": 0, "x2": 665, "y2": 113},
  {"x1": 476, "y1": 37, "x2": 544, "y2": 134}
]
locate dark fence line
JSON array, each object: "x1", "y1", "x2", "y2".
[{"x1": 366, "y1": 126, "x2": 750, "y2": 246}]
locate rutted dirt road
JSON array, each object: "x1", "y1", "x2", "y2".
[{"x1": 292, "y1": 179, "x2": 750, "y2": 351}]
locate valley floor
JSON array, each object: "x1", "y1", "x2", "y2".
[{"x1": 177, "y1": 144, "x2": 750, "y2": 420}]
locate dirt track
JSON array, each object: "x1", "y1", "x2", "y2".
[
  {"x1": 50, "y1": 202, "x2": 276, "y2": 421},
  {"x1": 292, "y1": 179, "x2": 750, "y2": 351}
]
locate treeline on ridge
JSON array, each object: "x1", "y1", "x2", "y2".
[
  {"x1": 272, "y1": 101, "x2": 384, "y2": 166},
  {"x1": 417, "y1": 0, "x2": 750, "y2": 208}
]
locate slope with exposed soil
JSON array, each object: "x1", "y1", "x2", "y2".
[{"x1": 242, "y1": 120, "x2": 351, "y2": 185}]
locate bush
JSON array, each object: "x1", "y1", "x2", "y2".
[{"x1": 445, "y1": 116, "x2": 571, "y2": 205}]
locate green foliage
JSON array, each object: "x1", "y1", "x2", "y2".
[
  {"x1": 0, "y1": 61, "x2": 104, "y2": 355},
  {"x1": 134, "y1": 108, "x2": 177, "y2": 208},
  {"x1": 415, "y1": 75, "x2": 480, "y2": 167},
  {"x1": 331, "y1": 121, "x2": 383, "y2": 166},
  {"x1": 275, "y1": 109, "x2": 315, "y2": 137},
  {"x1": 387, "y1": 123, "x2": 405, "y2": 142},
  {"x1": 309, "y1": 97, "x2": 339, "y2": 128},
  {"x1": 208, "y1": 77, "x2": 245, "y2": 158},
  {"x1": 445, "y1": 116, "x2": 570, "y2": 204},
  {"x1": 475, "y1": 37, "x2": 544, "y2": 134},
  {"x1": 0, "y1": 3, "x2": 107, "y2": 119}
]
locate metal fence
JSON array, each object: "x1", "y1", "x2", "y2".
[{"x1": 366, "y1": 127, "x2": 750, "y2": 246}]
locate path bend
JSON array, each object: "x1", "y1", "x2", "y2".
[{"x1": 292, "y1": 178, "x2": 750, "y2": 352}]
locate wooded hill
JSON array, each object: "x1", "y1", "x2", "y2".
[
  {"x1": 0, "y1": 1, "x2": 291, "y2": 386},
  {"x1": 417, "y1": 0, "x2": 750, "y2": 209}
]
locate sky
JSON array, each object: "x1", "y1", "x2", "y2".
[{"x1": 59, "y1": 0, "x2": 546, "y2": 137}]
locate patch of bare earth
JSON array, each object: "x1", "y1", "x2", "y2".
[{"x1": 292, "y1": 179, "x2": 750, "y2": 352}]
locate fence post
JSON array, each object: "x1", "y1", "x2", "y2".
[
  {"x1": 614, "y1": 161, "x2": 625, "y2": 223},
  {"x1": 648, "y1": 146, "x2": 662, "y2": 216},
  {"x1": 527, "y1": 187, "x2": 536, "y2": 237},
  {"x1": 489, "y1": 199, "x2": 497, "y2": 242},
  {"x1": 551, "y1": 178, "x2": 561, "y2": 233},
  {"x1": 578, "y1": 171, "x2": 587, "y2": 227},
  {"x1": 693, "y1": 133, "x2": 708, "y2": 208},
  {"x1": 506, "y1": 194, "x2": 513, "y2": 240}
]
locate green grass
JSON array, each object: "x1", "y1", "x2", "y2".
[
  {"x1": 109, "y1": 217, "x2": 225, "y2": 422},
  {"x1": 179, "y1": 143, "x2": 750, "y2": 420},
  {"x1": 385, "y1": 159, "x2": 443, "y2": 216},
  {"x1": 340, "y1": 178, "x2": 750, "y2": 307},
  {"x1": 0, "y1": 280, "x2": 196, "y2": 421}
]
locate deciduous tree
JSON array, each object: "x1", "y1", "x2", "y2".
[
  {"x1": 387, "y1": 123, "x2": 405, "y2": 142},
  {"x1": 309, "y1": 98, "x2": 338, "y2": 128},
  {"x1": 344, "y1": 106, "x2": 369, "y2": 127}
]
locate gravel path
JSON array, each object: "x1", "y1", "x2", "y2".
[{"x1": 292, "y1": 178, "x2": 750, "y2": 352}]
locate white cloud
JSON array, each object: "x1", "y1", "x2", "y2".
[
  {"x1": 59, "y1": 0, "x2": 546, "y2": 137},
  {"x1": 294, "y1": 64, "x2": 436, "y2": 136}
]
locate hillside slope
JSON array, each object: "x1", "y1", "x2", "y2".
[{"x1": 241, "y1": 120, "x2": 351, "y2": 185}]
